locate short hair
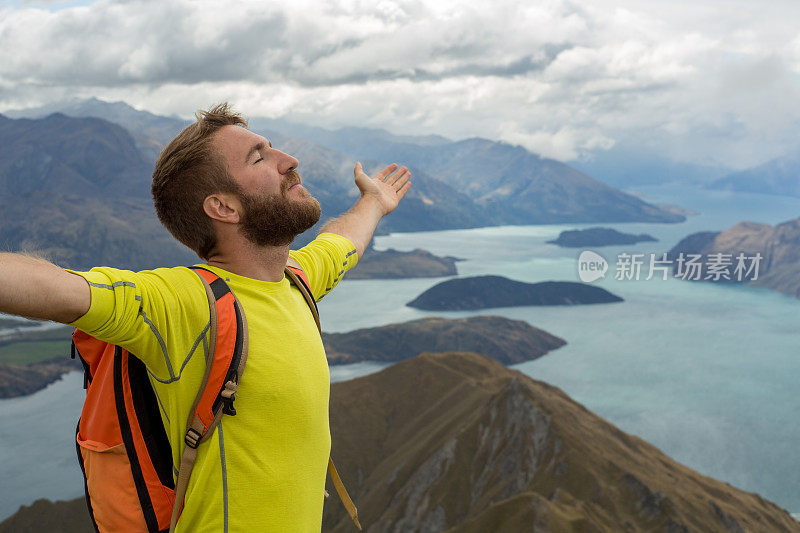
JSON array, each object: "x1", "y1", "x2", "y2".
[{"x1": 151, "y1": 102, "x2": 247, "y2": 259}]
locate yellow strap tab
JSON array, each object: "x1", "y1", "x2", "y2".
[{"x1": 328, "y1": 457, "x2": 362, "y2": 530}]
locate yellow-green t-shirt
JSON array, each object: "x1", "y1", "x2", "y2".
[{"x1": 69, "y1": 232, "x2": 359, "y2": 532}]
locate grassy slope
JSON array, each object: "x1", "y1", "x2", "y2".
[{"x1": 0, "y1": 327, "x2": 74, "y2": 365}]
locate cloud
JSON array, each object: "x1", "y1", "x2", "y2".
[{"x1": 1, "y1": 0, "x2": 799, "y2": 168}]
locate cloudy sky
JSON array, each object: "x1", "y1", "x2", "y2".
[{"x1": 1, "y1": 0, "x2": 799, "y2": 169}]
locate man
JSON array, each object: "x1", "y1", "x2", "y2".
[{"x1": 0, "y1": 103, "x2": 411, "y2": 531}]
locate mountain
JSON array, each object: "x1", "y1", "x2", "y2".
[
  {"x1": 667, "y1": 217, "x2": 800, "y2": 298},
  {"x1": 346, "y1": 247, "x2": 461, "y2": 279},
  {"x1": 0, "y1": 357, "x2": 78, "y2": 398},
  {"x1": 4, "y1": 100, "x2": 497, "y2": 250},
  {"x1": 570, "y1": 143, "x2": 731, "y2": 188},
  {"x1": 5, "y1": 98, "x2": 497, "y2": 234},
  {"x1": 0, "y1": 113, "x2": 197, "y2": 270},
  {"x1": 254, "y1": 129, "x2": 497, "y2": 240},
  {"x1": 6, "y1": 352, "x2": 798, "y2": 531},
  {"x1": 707, "y1": 149, "x2": 800, "y2": 197},
  {"x1": 5, "y1": 97, "x2": 189, "y2": 162},
  {"x1": 250, "y1": 117, "x2": 687, "y2": 225},
  {"x1": 407, "y1": 276, "x2": 624, "y2": 310},
  {"x1": 546, "y1": 227, "x2": 658, "y2": 248},
  {"x1": 8, "y1": 99, "x2": 686, "y2": 240},
  {"x1": 322, "y1": 316, "x2": 566, "y2": 365},
  {"x1": 0, "y1": 113, "x2": 151, "y2": 198},
  {"x1": 249, "y1": 117, "x2": 454, "y2": 149},
  {"x1": 322, "y1": 352, "x2": 799, "y2": 531},
  {"x1": 0, "y1": 498, "x2": 91, "y2": 533}
]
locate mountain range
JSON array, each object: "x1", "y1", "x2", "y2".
[
  {"x1": 2, "y1": 97, "x2": 684, "y2": 270},
  {"x1": 569, "y1": 142, "x2": 732, "y2": 188},
  {"x1": 251, "y1": 116, "x2": 686, "y2": 225},
  {"x1": 707, "y1": 148, "x2": 800, "y2": 198}
]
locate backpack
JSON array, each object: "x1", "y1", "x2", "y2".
[{"x1": 72, "y1": 261, "x2": 362, "y2": 532}]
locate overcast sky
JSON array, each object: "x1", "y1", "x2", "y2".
[{"x1": 1, "y1": 0, "x2": 799, "y2": 169}]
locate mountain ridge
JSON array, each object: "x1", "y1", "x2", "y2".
[
  {"x1": 323, "y1": 351, "x2": 798, "y2": 531},
  {"x1": 9, "y1": 98, "x2": 685, "y2": 227},
  {"x1": 707, "y1": 148, "x2": 800, "y2": 198},
  {"x1": 251, "y1": 115, "x2": 686, "y2": 225}
]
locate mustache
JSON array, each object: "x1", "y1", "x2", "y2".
[{"x1": 282, "y1": 170, "x2": 302, "y2": 192}]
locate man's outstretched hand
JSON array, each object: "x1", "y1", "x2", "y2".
[{"x1": 354, "y1": 162, "x2": 412, "y2": 216}]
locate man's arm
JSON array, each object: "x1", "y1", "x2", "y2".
[
  {"x1": 0, "y1": 253, "x2": 90, "y2": 324},
  {"x1": 319, "y1": 162, "x2": 411, "y2": 259}
]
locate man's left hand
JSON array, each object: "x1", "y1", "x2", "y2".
[{"x1": 353, "y1": 162, "x2": 412, "y2": 216}]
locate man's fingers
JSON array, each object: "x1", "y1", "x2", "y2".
[
  {"x1": 387, "y1": 167, "x2": 409, "y2": 185},
  {"x1": 397, "y1": 180, "x2": 412, "y2": 199},
  {"x1": 392, "y1": 171, "x2": 411, "y2": 188},
  {"x1": 376, "y1": 163, "x2": 399, "y2": 180}
]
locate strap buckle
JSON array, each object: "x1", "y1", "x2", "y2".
[
  {"x1": 184, "y1": 428, "x2": 202, "y2": 449},
  {"x1": 220, "y1": 380, "x2": 238, "y2": 416},
  {"x1": 221, "y1": 394, "x2": 237, "y2": 416}
]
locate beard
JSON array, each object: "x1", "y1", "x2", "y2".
[{"x1": 237, "y1": 170, "x2": 322, "y2": 247}]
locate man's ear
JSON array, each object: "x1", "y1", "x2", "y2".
[{"x1": 203, "y1": 193, "x2": 241, "y2": 224}]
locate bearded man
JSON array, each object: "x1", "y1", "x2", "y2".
[{"x1": 0, "y1": 103, "x2": 411, "y2": 532}]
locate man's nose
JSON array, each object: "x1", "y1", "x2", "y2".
[{"x1": 275, "y1": 149, "x2": 299, "y2": 174}]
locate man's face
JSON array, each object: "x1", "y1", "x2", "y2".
[{"x1": 212, "y1": 125, "x2": 321, "y2": 246}]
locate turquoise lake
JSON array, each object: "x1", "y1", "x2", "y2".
[{"x1": 1, "y1": 183, "x2": 798, "y2": 520}]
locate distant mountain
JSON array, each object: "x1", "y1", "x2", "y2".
[
  {"x1": 251, "y1": 117, "x2": 687, "y2": 225},
  {"x1": 0, "y1": 113, "x2": 196, "y2": 270},
  {"x1": 248, "y1": 117, "x2": 453, "y2": 149},
  {"x1": 407, "y1": 276, "x2": 624, "y2": 310},
  {"x1": 5, "y1": 97, "x2": 189, "y2": 162},
  {"x1": 707, "y1": 149, "x2": 800, "y2": 197},
  {"x1": 322, "y1": 316, "x2": 566, "y2": 365},
  {"x1": 0, "y1": 113, "x2": 151, "y2": 198},
  {"x1": 546, "y1": 227, "x2": 658, "y2": 248},
  {"x1": 667, "y1": 217, "x2": 800, "y2": 298},
  {"x1": 0, "y1": 498, "x2": 91, "y2": 533},
  {"x1": 570, "y1": 143, "x2": 731, "y2": 188},
  {"x1": 0, "y1": 357, "x2": 78, "y2": 399},
  {"x1": 7, "y1": 352, "x2": 798, "y2": 531},
  {"x1": 9, "y1": 99, "x2": 686, "y2": 238},
  {"x1": 4, "y1": 100, "x2": 497, "y2": 250},
  {"x1": 346, "y1": 247, "x2": 460, "y2": 279},
  {"x1": 0, "y1": 326, "x2": 76, "y2": 399},
  {"x1": 254, "y1": 129, "x2": 497, "y2": 241}
]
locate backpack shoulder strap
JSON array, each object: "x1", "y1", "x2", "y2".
[
  {"x1": 285, "y1": 257, "x2": 321, "y2": 334},
  {"x1": 327, "y1": 457, "x2": 362, "y2": 530},
  {"x1": 171, "y1": 263, "x2": 361, "y2": 531},
  {"x1": 170, "y1": 267, "x2": 249, "y2": 532}
]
